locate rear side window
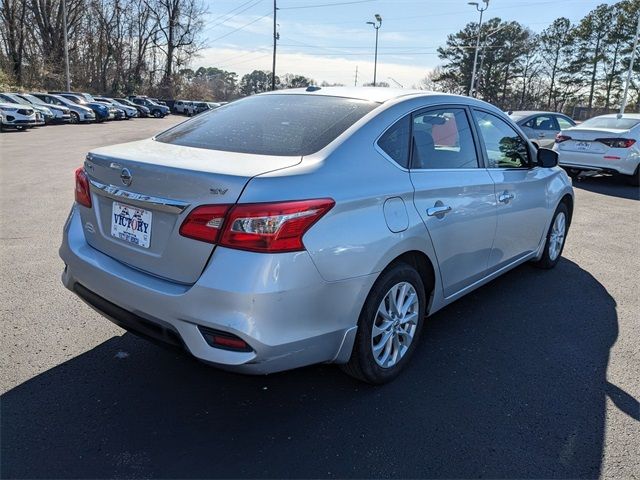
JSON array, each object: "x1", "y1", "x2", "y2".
[
  {"x1": 524, "y1": 115, "x2": 558, "y2": 131},
  {"x1": 411, "y1": 108, "x2": 478, "y2": 169},
  {"x1": 156, "y1": 94, "x2": 378, "y2": 156},
  {"x1": 377, "y1": 116, "x2": 410, "y2": 168}
]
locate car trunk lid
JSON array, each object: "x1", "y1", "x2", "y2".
[
  {"x1": 557, "y1": 128, "x2": 631, "y2": 154},
  {"x1": 80, "y1": 139, "x2": 301, "y2": 284}
]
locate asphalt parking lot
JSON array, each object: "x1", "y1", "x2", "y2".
[{"x1": 1, "y1": 118, "x2": 638, "y2": 479}]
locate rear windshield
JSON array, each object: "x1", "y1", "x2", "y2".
[
  {"x1": 579, "y1": 117, "x2": 640, "y2": 130},
  {"x1": 155, "y1": 94, "x2": 379, "y2": 156}
]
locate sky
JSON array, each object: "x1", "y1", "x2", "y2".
[{"x1": 194, "y1": 0, "x2": 617, "y2": 88}]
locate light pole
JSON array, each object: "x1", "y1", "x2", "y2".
[
  {"x1": 620, "y1": 14, "x2": 640, "y2": 114},
  {"x1": 62, "y1": 0, "x2": 71, "y2": 90},
  {"x1": 366, "y1": 14, "x2": 382, "y2": 86},
  {"x1": 475, "y1": 23, "x2": 506, "y2": 97},
  {"x1": 468, "y1": 0, "x2": 489, "y2": 97}
]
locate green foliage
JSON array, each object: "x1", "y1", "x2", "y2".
[{"x1": 432, "y1": 0, "x2": 640, "y2": 113}]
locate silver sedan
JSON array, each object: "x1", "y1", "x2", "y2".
[
  {"x1": 59, "y1": 88, "x2": 574, "y2": 383},
  {"x1": 509, "y1": 110, "x2": 577, "y2": 148}
]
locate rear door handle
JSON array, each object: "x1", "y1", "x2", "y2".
[
  {"x1": 537, "y1": 132, "x2": 546, "y2": 138},
  {"x1": 498, "y1": 192, "x2": 514, "y2": 203},
  {"x1": 427, "y1": 205, "x2": 452, "y2": 217}
]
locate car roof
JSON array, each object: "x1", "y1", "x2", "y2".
[{"x1": 262, "y1": 86, "x2": 457, "y2": 103}]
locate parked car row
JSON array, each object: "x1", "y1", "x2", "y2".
[
  {"x1": 0, "y1": 92, "x2": 171, "y2": 131},
  {"x1": 508, "y1": 110, "x2": 639, "y2": 185}
]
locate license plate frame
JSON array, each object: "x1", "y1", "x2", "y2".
[{"x1": 111, "y1": 201, "x2": 152, "y2": 249}]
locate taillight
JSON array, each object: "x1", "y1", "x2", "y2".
[
  {"x1": 555, "y1": 134, "x2": 572, "y2": 143},
  {"x1": 179, "y1": 199, "x2": 335, "y2": 252},
  {"x1": 74, "y1": 167, "x2": 92, "y2": 208},
  {"x1": 595, "y1": 138, "x2": 636, "y2": 148},
  {"x1": 220, "y1": 199, "x2": 335, "y2": 253},
  {"x1": 179, "y1": 204, "x2": 231, "y2": 243}
]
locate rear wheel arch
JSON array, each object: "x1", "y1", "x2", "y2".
[{"x1": 382, "y1": 250, "x2": 435, "y2": 301}]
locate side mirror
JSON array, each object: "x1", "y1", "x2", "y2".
[{"x1": 537, "y1": 147, "x2": 558, "y2": 168}]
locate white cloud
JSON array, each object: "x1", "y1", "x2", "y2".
[{"x1": 193, "y1": 47, "x2": 432, "y2": 87}]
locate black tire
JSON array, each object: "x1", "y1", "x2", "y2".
[
  {"x1": 342, "y1": 262, "x2": 427, "y2": 384},
  {"x1": 531, "y1": 202, "x2": 570, "y2": 270},
  {"x1": 152, "y1": 109, "x2": 163, "y2": 118},
  {"x1": 626, "y1": 166, "x2": 639, "y2": 186},
  {"x1": 69, "y1": 112, "x2": 80, "y2": 124}
]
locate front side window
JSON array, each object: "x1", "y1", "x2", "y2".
[
  {"x1": 377, "y1": 115, "x2": 410, "y2": 168},
  {"x1": 411, "y1": 108, "x2": 478, "y2": 169},
  {"x1": 525, "y1": 115, "x2": 558, "y2": 131},
  {"x1": 156, "y1": 94, "x2": 378, "y2": 156},
  {"x1": 474, "y1": 110, "x2": 530, "y2": 169}
]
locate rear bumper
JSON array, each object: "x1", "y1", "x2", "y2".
[
  {"x1": 556, "y1": 149, "x2": 639, "y2": 176},
  {"x1": 59, "y1": 206, "x2": 370, "y2": 374}
]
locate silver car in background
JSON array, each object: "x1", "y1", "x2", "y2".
[
  {"x1": 509, "y1": 111, "x2": 577, "y2": 148},
  {"x1": 554, "y1": 113, "x2": 640, "y2": 185},
  {"x1": 60, "y1": 88, "x2": 573, "y2": 383},
  {"x1": 15, "y1": 93, "x2": 72, "y2": 123}
]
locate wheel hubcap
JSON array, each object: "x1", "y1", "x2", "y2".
[
  {"x1": 549, "y1": 212, "x2": 566, "y2": 261},
  {"x1": 371, "y1": 281, "x2": 419, "y2": 369}
]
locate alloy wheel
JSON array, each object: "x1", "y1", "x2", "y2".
[
  {"x1": 371, "y1": 281, "x2": 419, "y2": 368},
  {"x1": 549, "y1": 212, "x2": 566, "y2": 261}
]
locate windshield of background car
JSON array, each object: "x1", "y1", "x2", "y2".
[
  {"x1": 579, "y1": 117, "x2": 640, "y2": 130},
  {"x1": 156, "y1": 94, "x2": 379, "y2": 156}
]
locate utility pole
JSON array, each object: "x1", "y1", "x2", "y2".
[
  {"x1": 62, "y1": 0, "x2": 71, "y2": 90},
  {"x1": 620, "y1": 15, "x2": 640, "y2": 114},
  {"x1": 271, "y1": 0, "x2": 278, "y2": 91},
  {"x1": 354, "y1": 65, "x2": 358, "y2": 86},
  {"x1": 366, "y1": 14, "x2": 382, "y2": 86},
  {"x1": 468, "y1": 0, "x2": 489, "y2": 97}
]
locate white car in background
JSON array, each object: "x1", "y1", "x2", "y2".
[
  {"x1": 554, "y1": 113, "x2": 640, "y2": 185},
  {"x1": 0, "y1": 102, "x2": 38, "y2": 131}
]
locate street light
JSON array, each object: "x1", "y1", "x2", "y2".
[
  {"x1": 366, "y1": 14, "x2": 382, "y2": 86},
  {"x1": 620, "y1": 14, "x2": 640, "y2": 114},
  {"x1": 468, "y1": 0, "x2": 489, "y2": 97}
]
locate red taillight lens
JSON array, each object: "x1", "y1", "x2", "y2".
[
  {"x1": 179, "y1": 204, "x2": 231, "y2": 243},
  {"x1": 219, "y1": 199, "x2": 335, "y2": 253},
  {"x1": 74, "y1": 167, "x2": 92, "y2": 208},
  {"x1": 555, "y1": 134, "x2": 572, "y2": 143},
  {"x1": 595, "y1": 138, "x2": 636, "y2": 148}
]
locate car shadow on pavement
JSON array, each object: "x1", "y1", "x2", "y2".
[
  {"x1": 1, "y1": 259, "x2": 622, "y2": 479},
  {"x1": 572, "y1": 174, "x2": 640, "y2": 200}
]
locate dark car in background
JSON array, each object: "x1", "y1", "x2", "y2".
[
  {"x1": 508, "y1": 111, "x2": 577, "y2": 149},
  {"x1": 129, "y1": 96, "x2": 170, "y2": 118},
  {"x1": 114, "y1": 98, "x2": 151, "y2": 117}
]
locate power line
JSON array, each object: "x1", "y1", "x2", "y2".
[
  {"x1": 204, "y1": 0, "x2": 264, "y2": 32},
  {"x1": 279, "y1": 0, "x2": 377, "y2": 10},
  {"x1": 208, "y1": 12, "x2": 272, "y2": 43}
]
